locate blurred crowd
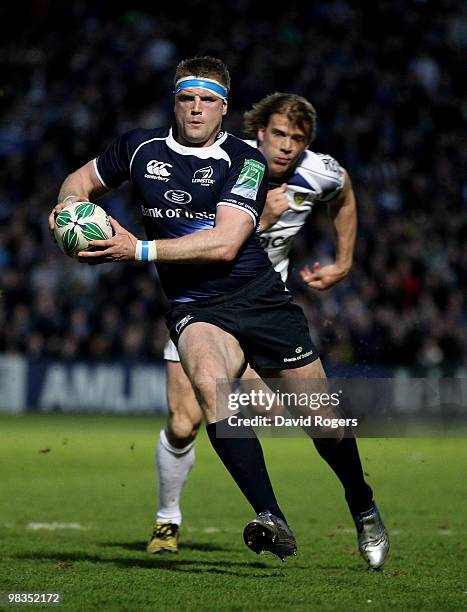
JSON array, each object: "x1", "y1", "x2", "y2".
[{"x1": 1, "y1": 0, "x2": 466, "y2": 369}]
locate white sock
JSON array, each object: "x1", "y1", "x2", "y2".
[{"x1": 156, "y1": 429, "x2": 195, "y2": 526}]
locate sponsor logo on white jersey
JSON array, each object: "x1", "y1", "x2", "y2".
[
  {"x1": 320, "y1": 156, "x2": 340, "y2": 173},
  {"x1": 145, "y1": 160, "x2": 172, "y2": 181},
  {"x1": 192, "y1": 166, "x2": 215, "y2": 186},
  {"x1": 260, "y1": 234, "x2": 291, "y2": 250}
]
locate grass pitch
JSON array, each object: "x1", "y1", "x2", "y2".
[{"x1": 0, "y1": 414, "x2": 466, "y2": 611}]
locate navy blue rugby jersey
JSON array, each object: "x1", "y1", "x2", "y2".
[{"x1": 94, "y1": 127, "x2": 272, "y2": 302}]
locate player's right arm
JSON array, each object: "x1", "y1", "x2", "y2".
[
  {"x1": 80, "y1": 144, "x2": 269, "y2": 265},
  {"x1": 80, "y1": 204, "x2": 256, "y2": 265},
  {"x1": 49, "y1": 161, "x2": 109, "y2": 231}
]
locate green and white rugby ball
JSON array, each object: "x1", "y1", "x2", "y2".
[{"x1": 54, "y1": 201, "x2": 113, "y2": 258}]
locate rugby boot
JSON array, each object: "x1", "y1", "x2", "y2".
[
  {"x1": 243, "y1": 511, "x2": 297, "y2": 561},
  {"x1": 354, "y1": 503, "x2": 389, "y2": 569},
  {"x1": 146, "y1": 521, "x2": 179, "y2": 554}
]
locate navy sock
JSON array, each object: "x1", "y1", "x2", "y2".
[
  {"x1": 313, "y1": 436, "x2": 373, "y2": 515},
  {"x1": 207, "y1": 418, "x2": 286, "y2": 522}
]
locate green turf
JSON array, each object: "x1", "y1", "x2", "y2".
[{"x1": 0, "y1": 414, "x2": 466, "y2": 611}]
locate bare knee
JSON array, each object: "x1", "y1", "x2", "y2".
[
  {"x1": 166, "y1": 410, "x2": 201, "y2": 447},
  {"x1": 166, "y1": 386, "x2": 203, "y2": 446}
]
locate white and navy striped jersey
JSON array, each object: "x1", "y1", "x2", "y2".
[
  {"x1": 244, "y1": 140, "x2": 345, "y2": 282},
  {"x1": 95, "y1": 128, "x2": 271, "y2": 302}
]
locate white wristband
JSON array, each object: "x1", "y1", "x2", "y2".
[
  {"x1": 135, "y1": 240, "x2": 158, "y2": 262},
  {"x1": 63, "y1": 194, "x2": 80, "y2": 203}
]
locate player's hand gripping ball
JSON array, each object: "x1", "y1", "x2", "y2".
[{"x1": 53, "y1": 202, "x2": 113, "y2": 258}]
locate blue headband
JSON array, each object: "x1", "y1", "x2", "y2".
[{"x1": 174, "y1": 77, "x2": 228, "y2": 100}]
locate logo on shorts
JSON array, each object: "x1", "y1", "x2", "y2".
[
  {"x1": 192, "y1": 166, "x2": 215, "y2": 186},
  {"x1": 284, "y1": 348, "x2": 313, "y2": 363},
  {"x1": 175, "y1": 315, "x2": 194, "y2": 334},
  {"x1": 231, "y1": 159, "x2": 265, "y2": 201},
  {"x1": 164, "y1": 190, "x2": 192, "y2": 204}
]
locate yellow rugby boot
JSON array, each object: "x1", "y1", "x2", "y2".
[{"x1": 146, "y1": 521, "x2": 179, "y2": 554}]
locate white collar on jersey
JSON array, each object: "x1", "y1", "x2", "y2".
[{"x1": 166, "y1": 128, "x2": 230, "y2": 164}]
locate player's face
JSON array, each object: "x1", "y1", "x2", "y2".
[
  {"x1": 257, "y1": 113, "x2": 309, "y2": 178},
  {"x1": 174, "y1": 87, "x2": 227, "y2": 147}
]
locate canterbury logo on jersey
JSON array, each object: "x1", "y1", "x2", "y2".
[{"x1": 145, "y1": 160, "x2": 173, "y2": 181}]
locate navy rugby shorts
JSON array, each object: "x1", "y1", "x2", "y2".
[{"x1": 166, "y1": 266, "x2": 318, "y2": 370}]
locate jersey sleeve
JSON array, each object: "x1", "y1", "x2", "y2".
[
  {"x1": 315, "y1": 154, "x2": 345, "y2": 202},
  {"x1": 217, "y1": 148, "x2": 268, "y2": 226},
  {"x1": 93, "y1": 130, "x2": 136, "y2": 189}
]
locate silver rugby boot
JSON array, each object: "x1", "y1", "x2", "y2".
[
  {"x1": 243, "y1": 511, "x2": 297, "y2": 561},
  {"x1": 354, "y1": 503, "x2": 389, "y2": 569}
]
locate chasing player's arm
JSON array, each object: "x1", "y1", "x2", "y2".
[
  {"x1": 300, "y1": 170, "x2": 356, "y2": 290},
  {"x1": 327, "y1": 170, "x2": 356, "y2": 276},
  {"x1": 49, "y1": 161, "x2": 109, "y2": 231}
]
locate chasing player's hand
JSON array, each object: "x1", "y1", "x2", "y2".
[
  {"x1": 300, "y1": 261, "x2": 349, "y2": 291},
  {"x1": 260, "y1": 184, "x2": 288, "y2": 232},
  {"x1": 78, "y1": 217, "x2": 138, "y2": 264}
]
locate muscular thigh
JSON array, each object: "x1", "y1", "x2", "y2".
[{"x1": 178, "y1": 322, "x2": 246, "y2": 422}]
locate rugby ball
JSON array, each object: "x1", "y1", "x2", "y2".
[{"x1": 54, "y1": 201, "x2": 113, "y2": 258}]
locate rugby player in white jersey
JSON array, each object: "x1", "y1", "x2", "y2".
[{"x1": 150, "y1": 92, "x2": 389, "y2": 569}]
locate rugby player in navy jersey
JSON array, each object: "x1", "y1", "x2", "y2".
[
  {"x1": 49, "y1": 58, "x2": 387, "y2": 565},
  {"x1": 147, "y1": 93, "x2": 388, "y2": 568}
]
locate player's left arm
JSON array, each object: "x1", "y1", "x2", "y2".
[
  {"x1": 78, "y1": 205, "x2": 255, "y2": 264},
  {"x1": 300, "y1": 170, "x2": 356, "y2": 290}
]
